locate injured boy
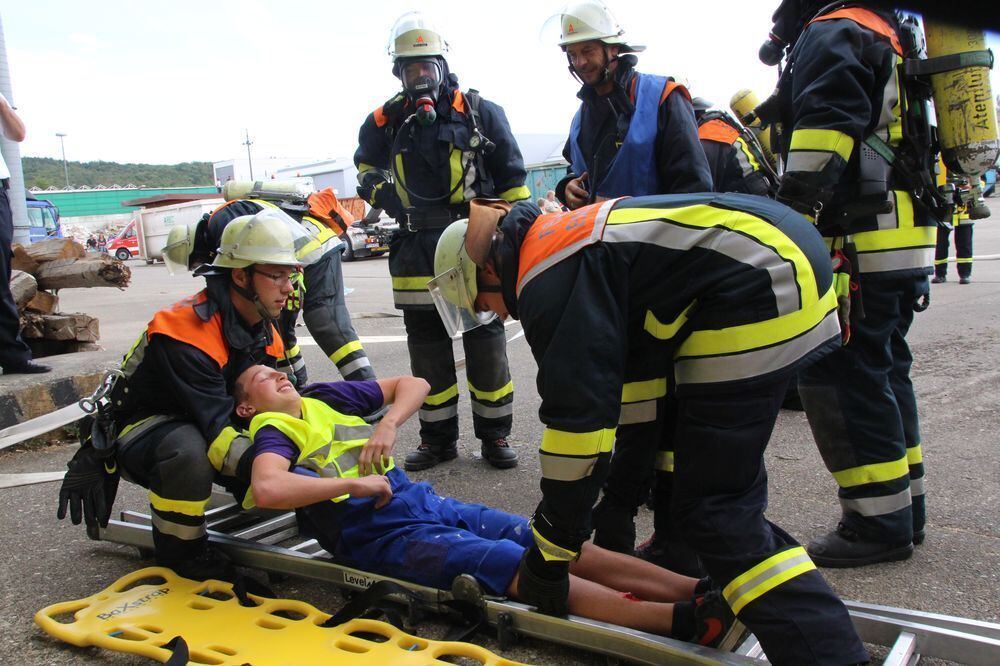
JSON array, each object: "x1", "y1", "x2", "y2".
[{"x1": 234, "y1": 365, "x2": 735, "y2": 646}]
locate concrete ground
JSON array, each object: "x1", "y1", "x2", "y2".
[{"x1": 2, "y1": 202, "x2": 999, "y2": 665}]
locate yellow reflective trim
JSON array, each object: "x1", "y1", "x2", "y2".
[
  {"x1": 609, "y1": 205, "x2": 822, "y2": 307},
  {"x1": 329, "y1": 340, "x2": 362, "y2": 364},
  {"x1": 734, "y1": 136, "x2": 761, "y2": 172},
  {"x1": 148, "y1": 489, "x2": 209, "y2": 517},
  {"x1": 644, "y1": 303, "x2": 695, "y2": 341},
  {"x1": 393, "y1": 154, "x2": 411, "y2": 208},
  {"x1": 832, "y1": 456, "x2": 909, "y2": 488},
  {"x1": 117, "y1": 415, "x2": 157, "y2": 441},
  {"x1": 540, "y1": 427, "x2": 616, "y2": 456},
  {"x1": 206, "y1": 427, "x2": 240, "y2": 473},
  {"x1": 907, "y1": 444, "x2": 923, "y2": 465},
  {"x1": 467, "y1": 379, "x2": 513, "y2": 402},
  {"x1": 621, "y1": 377, "x2": 667, "y2": 403},
  {"x1": 655, "y1": 450, "x2": 674, "y2": 473},
  {"x1": 357, "y1": 162, "x2": 379, "y2": 174},
  {"x1": 853, "y1": 225, "x2": 935, "y2": 252},
  {"x1": 391, "y1": 276, "x2": 434, "y2": 291},
  {"x1": 449, "y1": 146, "x2": 466, "y2": 205},
  {"x1": 532, "y1": 525, "x2": 579, "y2": 562},
  {"x1": 424, "y1": 384, "x2": 459, "y2": 406},
  {"x1": 678, "y1": 287, "x2": 838, "y2": 358},
  {"x1": 789, "y1": 128, "x2": 855, "y2": 162},
  {"x1": 498, "y1": 185, "x2": 532, "y2": 202},
  {"x1": 286, "y1": 344, "x2": 301, "y2": 358},
  {"x1": 724, "y1": 547, "x2": 816, "y2": 615}
]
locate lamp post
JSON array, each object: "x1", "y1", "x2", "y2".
[
  {"x1": 55, "y1": 132, "x2": 69, "y2": 189},
  {"x1": 242, "y1": 129, "x2": 254, "y2": 180}
]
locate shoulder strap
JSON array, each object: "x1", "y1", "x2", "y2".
[{"x1": 809, "y1": 6, "x2": 902, "y2": 55}]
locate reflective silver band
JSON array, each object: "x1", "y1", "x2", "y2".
[
  {"x1": 419, "y1": 404, "x2": 459, "y2": 423},
  {"x1": 723, "y1": 548, "x2": 814, "y2": 611},
  {"x1": 856, "y1": 247, "x2": 934, "y2": 274},
  {"x1": 338, "y1": 357, "x2": 372, "y2": 377},
  {"x1": 540, "y1": 453, "x2": 597, "y2": 482},
  {"x1": 333, "y1": 424, "x2": 374, "y2": 443},
  {"x1": 619, "y1": 400, "x2": 657, "y2": 425},
  {"x1": 151, "y1": 513, "x2": 206, "y2": 541},
  {"x1": 841, "y1": 488, "x2": 912, "y2": 517},
  {"x1": 393, "y1": 290, "x2": 435, "y2": 306},
  {"x1": 471, "y1": 402, "x2": 515, "y2": 419},
  {"x1": 786, "y1": 150, "x2": 837, "y2": 173},
  {"x1": 602, "y1": 219, "x2": 801, "y2": 316},
  {"x1": 675, "y1": 308, "x2": 840, "y2": 385},
  {"x1": 910, "y1": 476, "x2": 926, "y2": 497},
  {"x1": 220, "y1": 435, "x2": 253, "y2": 478}
]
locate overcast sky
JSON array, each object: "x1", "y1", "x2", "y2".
[{"x1": 3, "y1": 1, "x2": 999, "y2": 167}]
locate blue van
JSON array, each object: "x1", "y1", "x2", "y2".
[{"x1": 25, "y1": 195, "x2": 63, "y2": 243}]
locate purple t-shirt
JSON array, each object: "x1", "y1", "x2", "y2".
[{"x1": 252, "y1": 380, "x2": 384, "y2": 463}]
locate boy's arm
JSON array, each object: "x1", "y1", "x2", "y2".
[
  {"x1": 358, "y1": 376, "x2": 430, "y2": 476},
  {"x1": 251, "y1": 452, "x2": 391, "y2": 510}
]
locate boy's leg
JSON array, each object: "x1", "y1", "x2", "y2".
[{"x1": 569, "y1": 542, "x2": 698, "y2": 603}]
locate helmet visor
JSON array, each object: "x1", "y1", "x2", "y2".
[
  {"x1": 428, "y1": 267, "x2": 497, "y2": 338},
  {"x1": 162, "y1": 239, "x2": 189, "y2": 275}
]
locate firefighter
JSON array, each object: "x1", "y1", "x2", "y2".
[
  {"x1": 933, "y1": 174, "x2": 979, "y2": 284},
  {"x1": 692, "y1": 97, "x2": 778, "y2": 197},
  {"x1": 429, "y1": 195, "x2": 867, "y2": 664},
  {"x1": 57, "y1": 210, "x2": 318, "y2": 577},
  {"x1": 550, "y1": 1, "x2": 712, "y2": 210},
  {"x1": 548, "y1": 0, "x2": 711, "y2": 566},
  {"x1": 762, "y1": 1, "x2": 937, "y2": 566},
  {"x1": 164, "y1": 184, "x2": 376, "y2": 385},
  {"x1": 354, "y1": 12, "x2": 530, "y2": 470}
]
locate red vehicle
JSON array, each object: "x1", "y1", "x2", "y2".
[{"x1": 106, "y1": 221, "x2": 140, "y2": 261}]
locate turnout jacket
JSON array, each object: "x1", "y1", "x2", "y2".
[
  {"x1": 698, "y1": 113, "x2": 776, "y2": 197},
  {"x1": 113, "y1": 279, "x2": 285, "y2": 487},
  {"x1": 776, "y1": 5, "x2": 935, "y2": 277},
  {"x1": 496, "y1": 194, "x2": 841, "y2": 559},
  {"x1": 559, "y1": 61, "x2": 712, "y2": 202},
  {"x1": 355, "y1": 80, "x2": 530, "y2": 309}
]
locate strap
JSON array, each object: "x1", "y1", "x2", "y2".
[
  {"x1": 321, "y1": 580, "x2": 425, "y2": 628},
  {"x1": 232, "y1": 573, "x2": 276, "y2": 607},
  {"x1": 904, "y1": 50, "x2": 995, "y2": 77},
  {"x1": 163, "y1": 636, "x2": 189, "y2": 666}
]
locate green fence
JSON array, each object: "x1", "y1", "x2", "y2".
[{"x1": 32, "y1": 187, "x2": 219, "y2": 217}]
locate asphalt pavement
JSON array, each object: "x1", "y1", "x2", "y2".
[{"x1": 2, "y1": 207, "x2": 999, "y2": 665}]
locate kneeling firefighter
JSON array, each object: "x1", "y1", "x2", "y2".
[
  {"x1": 353, "y1": 12, "x2": 530, "y2": 471},
  {"x1": 57, "y1": 210, "x2": 318, "y2": 576},
  {"x1": 430, "y1": 195, "x2": 867, "y2": 664},
  {"x1": 757, "y1": 1, "x2": 998, "y2": 566},
  {"x1": 163, "y1": 181, "x2": 376, "y2": 385},
  {"x1": 693, "y1": 97, "x2": 779, "y2": 197}
]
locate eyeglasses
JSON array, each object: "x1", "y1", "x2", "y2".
[{"x1": 255, "y1": 269, "x2": 301, "y2": 286}]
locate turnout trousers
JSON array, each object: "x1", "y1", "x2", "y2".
[
  {"x1": 388, "y1": 227, "x2": 514, "y2": 446},
  {"x1": 116, "y1": 421, "x2": 216, "y2": 563},
  {"x1": 404, "y1": 309, "x2": 513, "y2": 445},
  {"x1": 934, "y1": 224, "x2": 973, "y2": 279},
  {"x1": 301, "y1": 247, "x2": 375, "y2": 381},
  {"x1": 673, "y1": 378, "x2": 867, "y2": 664},
  {"x1": 799, "y1": 274, "x2": 927, "y2": 544}
]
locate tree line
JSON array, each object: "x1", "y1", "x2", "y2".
[{"x1": 22, "y1": 157, "x2": 213, "y2": 190}]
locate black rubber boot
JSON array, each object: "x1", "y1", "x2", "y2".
[
  {"x1": 807, "y1": 523, "x2": 914, "y2": 568},
  {"x1": 481, "y1": 437, "x2": 518, "y2": 469},
  {"x1": 635, "y1": 533, "x2": 706, "y2": 578},
  {"x1": 404, "y1": 441, "x2": 458, "y2": 471}
]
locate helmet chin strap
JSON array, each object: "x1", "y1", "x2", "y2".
[{"x1": 232, "y1": 266, "x2": 279, "y2": 332}]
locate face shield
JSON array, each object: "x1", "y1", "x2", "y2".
[
  {"x1": 400, "y1": 59, "x2": 444, "y2": 100},
  {"x1": 428, "y1": 266, "x2": 497, "y2": 338}
]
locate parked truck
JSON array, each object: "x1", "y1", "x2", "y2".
[
  {"x1": 25, "y1": 194, "x2": 63, "y2": 243},
  {"x1": 112, "y1": 195, "x2": 223, "y2": 263}
]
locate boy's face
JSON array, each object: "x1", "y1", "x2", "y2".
[{"x1": 235, "y1": 365, "x2": 301, "y2": 420}]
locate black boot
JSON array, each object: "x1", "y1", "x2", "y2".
[
  {"x1": 931, "y1": 274, "x2": 946, "y2": 284},
  {"x1": 404, "y1": 441, "x2": 458, "y2": 471},
  {"x1": 481, "y1": 436, "x2": 518, "y2": 469},
  {"x1": 807, "y1": 523, "x2": 913, "y2": 568},
  {"x1": 635, "y1": 533, "x2": 706, "y2": 578},
  {"x1": 591, "y1": 498, "x2": 638, "y2": 554}
]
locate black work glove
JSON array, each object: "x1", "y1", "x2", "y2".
[
  {"x1": 356, "y1": 180, "x2": 403, "y2": 220},
  {"x1": 516, "y1": 547, "x2": 570, "y2": 617},
  {"x1": 57, "y1": 443, "x2": 120, "y2": 540}
]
